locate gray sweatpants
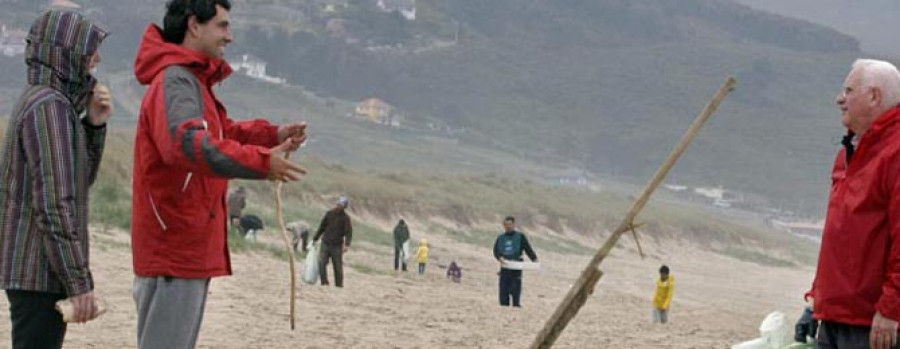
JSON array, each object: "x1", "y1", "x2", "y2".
[{"x1": 133, "y1": 276, "x2": 210, "y2": 349}]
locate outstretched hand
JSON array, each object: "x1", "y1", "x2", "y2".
[
  {"x1": 277, "y1": 122, "x2": 307, "y2": 152},
  {"x1": 268, "y1": 140, "x2": 306, "y2": 182}
]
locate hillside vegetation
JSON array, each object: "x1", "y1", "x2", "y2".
[
  {"x1": 0, "y1": 121, "x2": 811, "y2": 267},
  {"x1": 0, "y1": 0, "x2": 868, "y2": 216}
]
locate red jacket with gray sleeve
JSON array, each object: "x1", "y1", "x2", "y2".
[{"x1": 131, "y1": 24, "x2": 279, "y2": 278}]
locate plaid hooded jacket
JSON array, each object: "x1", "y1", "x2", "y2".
[{"x1": 0, "y1": 10, "x2": 108, "y2": 296}]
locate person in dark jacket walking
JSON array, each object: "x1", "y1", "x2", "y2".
[
  {"x1": 493, "y1": 216, "x2": 538, "y2": 307},
  {"x1": 0, "y1": 10, "x2": 111, "y2": 348},
  {"x1": 393, "y1": 219, "x2": 410, "y2": 271},
  {"x1": 313, "y1": 195, "x2": 353, "y2": 287}
]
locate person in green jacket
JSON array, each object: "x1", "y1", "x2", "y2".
[
  {"x1": 493, "y1": 216, "x2": 538, "y2": 307},
  {"x1": 393, "y1": 219, "x2": 410, "y2": 272}
]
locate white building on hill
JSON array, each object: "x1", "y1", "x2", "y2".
[
  {"x1": 232, "y1": 54, "x2": 286, "y2": 85},
  {"x1": 376, "y1": 0, "x2": 416, "y2": 21}
]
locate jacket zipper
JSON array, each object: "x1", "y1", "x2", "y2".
[
  {"x1": 182, "y1": 173, "x2": 193, "y2": 192},
  {"x1": 148, "y1": 194, "x2": 168, "y2": 231}
]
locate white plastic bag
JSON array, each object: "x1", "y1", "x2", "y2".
[
  {"x1": 758, "y1": 311, "x2": 791, "y2": 349},
  {"x1": 731, "y1": 338, "x2": 767, "y2": 349},
  {"x1": 402, "y1": 240, "x2": 410, "y2": 262},
  {"x1": 301, "y1": 243, "x2": 319, "y2": 285},
  {"x1": 730, "y1": 311, "x2": 792, "y2": 349}
]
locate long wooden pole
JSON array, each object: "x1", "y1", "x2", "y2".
[
  {"x1": 274, "y1": 152, "x2": 298, "y2": 330},
  {"x1": 529, "y1": 76, "x2": 737, "y2": 348}
]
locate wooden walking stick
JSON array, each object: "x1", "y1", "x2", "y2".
[
  {"x1": 274, "y1": 151, "x2": 299, "y2": 330},
  {"x1": 529, "y1": 76, "x2": 737, "y2": 349}
]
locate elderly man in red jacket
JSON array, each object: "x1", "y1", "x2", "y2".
[
  {"x1": 808, "y1": 59, "x2": 900, "y2": 349},
  {"x1": 131, "y1": 1, "x2": 306, "y2": 348}
]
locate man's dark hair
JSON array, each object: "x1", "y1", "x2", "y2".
[
  {"x1": 504, "y1": 216, "x2": 515, "y2": 223},
  {"x1": 659, "y1": 265, "x2": 670, "y2": 274},
  {"x1": 162, "y1": 0, "x2": 231, "y2": 44}
]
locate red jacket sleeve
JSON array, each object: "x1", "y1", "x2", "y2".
[
  {"x1": 224, "y1": 117, "x2": 279, "y2": 148},
  {"x1": 147, "y1": 66, "x2": 274, "y2": 179},
  {"x1": 877, "y1": 150, "x2": 900, "y2": 321}
]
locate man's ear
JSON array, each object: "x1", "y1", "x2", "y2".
[
  {"x1": 871, "y1": 86, "x2": 883, "y2": 107},
  {"x1": 186, "y1": 15, "x2": 199, "y2": 39}
]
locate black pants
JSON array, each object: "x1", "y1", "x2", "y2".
[
  {"x1": 394, "y1": 246, "x2": 407, "y2": 271},
  {"x1": 319, "y1": 244, "x2": 344, "y2": 287},
  {"x1": 6, "y1": 290, "x2": 67, "y2": 349},
  {"x1": 498, "y1": 269, "x2": 522, "y2": 307},
  {"x1": 818, "y1": 320, "x2": 900, "y2": 349},
  {"x1": 418, "y1": 263, "x2": 426, "y2": 275}
]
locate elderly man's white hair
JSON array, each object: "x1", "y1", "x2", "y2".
[{"x1": 853, "y1": 59, "x2": 900, "y2": 109}]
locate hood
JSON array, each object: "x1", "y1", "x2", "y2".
[
  {"x1": 26, "y1": 10, "x2": 108, "y2": 114},
  {"x1": 134, "y1": 24, "x2": 232, "y2": 86}
]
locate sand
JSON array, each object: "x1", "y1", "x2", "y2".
[{"x1": 0, "y1": 226, "x2": 814, "y2": 348}]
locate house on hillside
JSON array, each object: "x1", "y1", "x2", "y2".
[
  {"x1": 354, "y1": 97, "x2": 400, "y2": 127},
  {"x1": 547, "y1": 169, "x2": 590, "y2": 188},
  {"x1": 693, "y1": 185, "x2": 743, "y2": 208},
  {"x1": 693, "y1": 186, "x2": 724, "y2": 200},
  {"x1": 376, "y1": 0, "x2": 415, "y2": 21},
  {"x1": 0, "y1": 25, "x2": 26, "y2": 57},
  {"x1": 231, "y1": 54, "x2": 286, "y2": 85},
  {"x1": 663, "y1": 184, "x2": 688, "y2": 192}
]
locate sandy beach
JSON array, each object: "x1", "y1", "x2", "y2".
[{"x1": 0, "y1": 225, "x2": 814, "y2": 348}]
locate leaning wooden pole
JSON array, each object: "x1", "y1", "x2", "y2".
[
  {"x1": 274, "y1": 151, "x2": 299, "y2": 330},
  {"x1": 530, "y1": 76, "x2": 737, "y2": 349}
]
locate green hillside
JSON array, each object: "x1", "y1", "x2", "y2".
[{"x1": 0, "y1": 0, "x2": 870, "y2": 216}]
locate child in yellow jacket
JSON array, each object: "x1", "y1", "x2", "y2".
[
  {"x1": 416, "y1": 238, "x2": 430, "y2": 275},
  {"x1": 653, "y1": 265, "x2": 674, "y2": 324}
]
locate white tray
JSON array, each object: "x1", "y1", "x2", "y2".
[{"x1": 501, "y1": 260, "x2": 540, "y2": 271}]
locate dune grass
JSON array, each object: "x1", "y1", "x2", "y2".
[{"x1": 0, "y1": 121, "x2": 818, "y2": 267}]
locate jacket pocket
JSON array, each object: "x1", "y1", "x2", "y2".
[
  {"x1": 148, "y1": 193, "x2": 168, "y2": 231},
  {"x1": 182, "y1": 173, "x2": 193, "y2": 192}
]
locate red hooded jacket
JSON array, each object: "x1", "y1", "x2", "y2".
[
  {"x1": 131, "y1": 25, "x2": 279, "y2": 278},
  {"x1": 810, "y1": 106, "x2": 900, "y2": 325}
]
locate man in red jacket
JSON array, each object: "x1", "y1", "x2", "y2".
[
  {"x1": 131, "y1": 1, "x2": 306, "y2": 347},
  {"x1": 808, "y1": 59, "x2": 900, "y2": 349}
]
